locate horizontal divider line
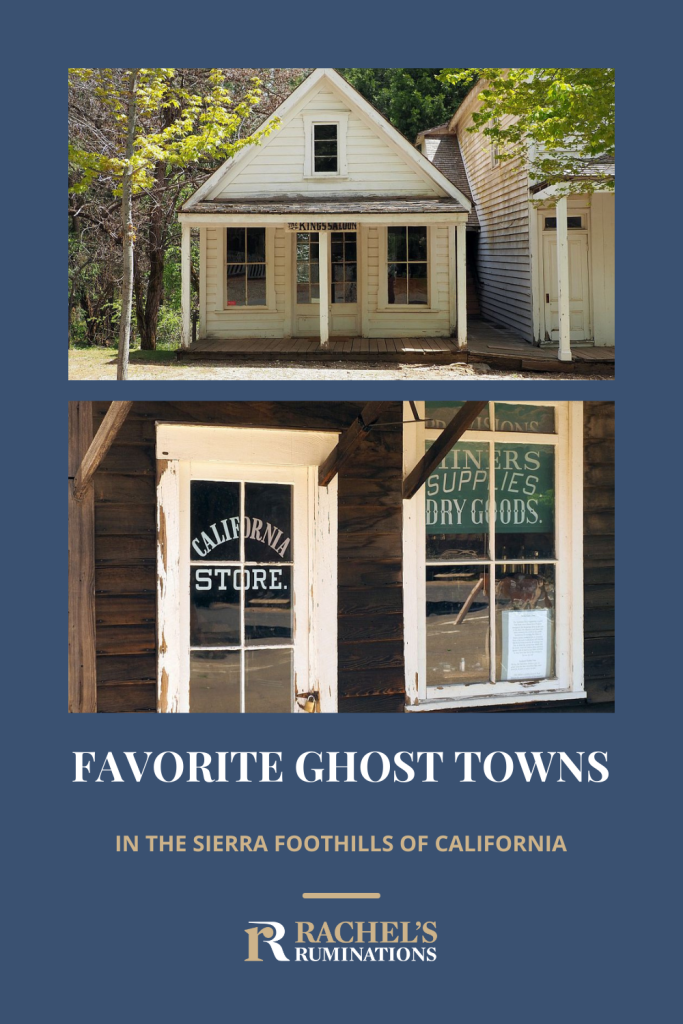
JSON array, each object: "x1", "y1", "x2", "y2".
[{"x1": 302, "y1": 893, "x2": 381, "y2": 900}]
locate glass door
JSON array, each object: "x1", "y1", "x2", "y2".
[{"x1": 183, "y1": 464, "x2": 309, "y2": 713}]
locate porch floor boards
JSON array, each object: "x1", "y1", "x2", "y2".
[{"x1": 178, "y1": 319, "x2": 615, "y2": 374}]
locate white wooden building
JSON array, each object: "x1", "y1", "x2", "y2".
[
  {"x1": 179, "y1": 68, "x2": 472, "y2": 351},
  {"x1": 422, "y1": 81, "x2": 615, "y2": 359}
]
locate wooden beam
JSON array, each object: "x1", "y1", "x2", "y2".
[
  {"x1": 403, "y1": 401, "x2": 488, "y2": 501},
  {"x1": 73, "y1": 401, "x2": 133, "y2": 501},
  {"x1": 69, "y1": 402, "x2": 97, "y2": 713},
  {"x1": 318, "y1": 402, "x2": 394, "y2": 487},
  {"x1": 319, "y1": 231, "x2": 330, "y2": 349}
]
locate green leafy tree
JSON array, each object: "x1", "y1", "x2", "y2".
[
  {"x1": 337, "y1": 69, "x2": 471, "y2": 141},
  {"x1": 439, "y1": 68, "x2": 615, "y2": 193},
  {"x1": 69, "y1": 69, "x2": 277, "y2": 379}
]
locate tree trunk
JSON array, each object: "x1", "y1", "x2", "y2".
[
  {"x1": 138, "y1": 161, "x2": 167, "y2": 350},
  {"x1": 117, "y1": 69, "x2": 140, "y2": 381}
]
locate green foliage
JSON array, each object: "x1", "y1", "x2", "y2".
[
  {"x1": 337, "y1": 69, "x2": 471, "y2": 141},
  {"x1": 439, "y1": 68, "x2": 615, "y2": 193},
  {"x1": 68, "y1": 68, "x2": 279, "y2": 195}
]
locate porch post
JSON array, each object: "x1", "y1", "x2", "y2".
[
  {"x1": 319, "y1": 230, "x2": 330, "y2": 348},
  {"x1": 456, "y1": 221, "x2": 468, "y2": 350},
  {"x1": 181, "y1": 223, "x2": 192, "y2": 350},
  {"x1": 556, "y1": 197, "x2": 572, "y2": 362}
]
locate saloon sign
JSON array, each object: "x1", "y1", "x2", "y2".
[
  {"x1": 426, "y1": 442, "x2": 555, "y2": 534},
  {"x1": 287, "y1": 222, "x2": 358, "y2": 232}
]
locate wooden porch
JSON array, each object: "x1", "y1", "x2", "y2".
[{"x1": 178, "y1": 319, "x2": 615, "y2": 375}]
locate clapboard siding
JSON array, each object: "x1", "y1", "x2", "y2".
[
  {"x1": 205, "y1": 226, "x2": 288, "y2": 340},
  {"x1": 455, "y1": 88, "x2": 533, "y2": 340},
  {"x1": 215, "y1": 82, "x2": 441, "y2": 199},
  {"x1": 91, "y1": 401, "x2": 404, "y2": 714},
  {"x1": 583, "y1": 402, "x2": 615, "y2": 706}
]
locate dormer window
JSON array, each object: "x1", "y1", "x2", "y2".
[
  {"x1": 314, "y1": 124, "x2": 338, "y2": 173},
  {"x1": 303, "y1": 114, "x2": 348, "y2": 178}
]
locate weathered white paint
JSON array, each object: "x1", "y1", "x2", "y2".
[
  {"x1": 556, "y1": 197, "x2": 572, "y2": 361},
  {"x1": 402, "y1": 401, "x2": 586, "y2": 710},
  {"x1": 452, "y1": 85, "x2": 534, "y2": 341},
  {"x1": 456, "y1": 221, "x2": 467, "y2": 349},
  {"x1": 187, "y1": 69, "x2": 472, "y2": 209},
  {"x1": 156, "y1": 426, "x2": 340, "y2": 714},
  {"x1": 588, "y1": 194, "x2": 615, "y2": 346},
  {"x1": 181, "y1": 223, "x2": 192, "y2": 349},
  {"x1": 319, "y1": 230, "x2": 330, "y2": 346}
]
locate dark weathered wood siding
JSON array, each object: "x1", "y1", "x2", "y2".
[
  {"x1": 86, "y1": 401, "x2": 614, "y2": 714},
  {"x1": 91, "y1": 401, "x2": 405, "y2": 714}
]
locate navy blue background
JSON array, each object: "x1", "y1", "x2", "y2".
[{"x1": 5, "y1": 9, "x2": 678, "y2": 1022}]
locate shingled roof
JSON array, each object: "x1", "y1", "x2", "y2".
[{"x1": 417, "y1": 128, "x2": 479, "y2": 229}]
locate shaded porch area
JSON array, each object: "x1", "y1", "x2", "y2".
[{"x1": 177, "y1": 319, "x2": 615, "y2": 374}]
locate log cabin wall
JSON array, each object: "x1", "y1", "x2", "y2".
[{"x1": 91, "y1": 401, "x2": 405, "y2": 713}]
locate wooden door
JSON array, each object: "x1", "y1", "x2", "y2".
[
  {"x1": 293, "y1": 231, "x2": 361, "y2": 338},
  {"x1": 542, "y1": 233, "x2": 591, "y2": 342}
]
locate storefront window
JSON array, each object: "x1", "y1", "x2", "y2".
[
  {"x1": 404, "y1": 402, "x2": 581, "y2": 708},
  {"x1": 388, "y1": 227, "x2": 428, "y2": 305},
  {"x1": 226, "y1": 228, "x2": 267, "y2": 307},
  {"x1": 189, "y1": 479, "x2": 295, "y2": 713}
]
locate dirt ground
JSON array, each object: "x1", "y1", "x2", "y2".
[{"x1": 69, "y1": 348, "x2": 612, "y2": 382}]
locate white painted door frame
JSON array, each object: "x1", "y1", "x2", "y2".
[{"x1": 156, "y1": 425, "x2": 339, "y2": 713}]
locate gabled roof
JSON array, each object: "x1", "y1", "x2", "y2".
[
  {"x1": 416, "y1": 130, "x2": 479, "y2": 229},
  {"x1": 184, "y1": 68, "x2": 472, "y2": 213}
]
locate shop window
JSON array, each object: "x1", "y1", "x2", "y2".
[
  {"x1": 387, "y1": 227, "x2": 429, "y2": 305},
  {"x1": 226, "y1": 228, "x2": 267, "y2": 307},
  {"x1": 403, "y1": 402, "x2": 585, "y2": 710},
  {"x1": 156, "y1": 426, "x2": 339, "y2": 714}
]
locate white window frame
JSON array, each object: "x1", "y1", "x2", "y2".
[
  {"x1": 303, "y1": 114, "x2": 349, "y2": 178},
  {"x1": 220, "y1": 227, "x2": 276, "y2": 312},
  {"x1": 403, "y1": 401, "x2": 586, "y2": 711},
  {"x1": 156, "y1": 425, "x2": 339, "y2": 714},
  {"x1": 378, "y1": 225, "x2": 436, "y2": 312}
]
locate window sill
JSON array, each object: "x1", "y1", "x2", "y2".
[
  {"x1": 302, "y1": 175, "x2": 349, "y2": 182},
  {"x1": 405, "y1": 689, "x2": 587, "y2": 712},
  {"x1": 376, "y1": 304, "x2": 437, "y2": 314}
]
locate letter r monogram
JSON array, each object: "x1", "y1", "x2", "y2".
[{"x1": 245, "y1": 922, "x2": 290, "y2": 962}]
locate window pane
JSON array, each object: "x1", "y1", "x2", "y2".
[
  {"x1": 297, "y1": 283, "x2": 310, "y2": 304},
  {"x1": 246, "y1": 228, "x2": 266, "y2": 263},
  {"x1": 345, "y1": 283, "x2": 358, "y2": 303},
  {"x1": 191, "y1": 567, "x2": 241, "y2": 647},
  {"x1": 494, "y1": 405, "x2": 555, "y2": 434},
  {"x1": 495, "y1": 444, "x2": 555, "y2": 560},
  {"x1": 387, "y1": 227, "x2": 407, "y2": 262},
  {"x1": 247, "y1": 266, "x2": 266, "y2": 307},
  {"x1": 408, "y1": 262, "x2": 428, "y2": 304},
  {"x1": 426, "y1": 441, "x2": 490, "y2": 560},
  {"x1": 388, "y1": 263, "x2": 408, "y2": 304},
  {"x1": 425, "y1": 402, "x2": 490, "y2": 431},
  {"x1": 315, "y1": 124, "x2": 337, "y2": 141},
  {"x1": 408, "y1": 226, "x2": 428, "y2": 260},
  {"x1": 333, "y1": 284, "x2": 346, "y2": 304},
  {"x1": 345, "y1": 263, "x2": 357, "y2": 283},
  {"x1": 191, "y1": 481, "x2": 240, "y2": 562},
  {"x1": 496, "y1": 565, "x2": 555, "y2": 681},
  {"x1": 315, "y1": 141, "x2": 337, "y2": 157},
  {"x1": 345, "y1": 240, "x2": 357, "y2": 262},
  {"x1": 315, "y1": 156, "x2": 338, "y2": 173},
  {"x1": 227, "y1": 228, "x2": 245, "y2": 264},
  {"x1": 244, "y1": 483, "x2": 293, "y2": 563},
  {"x1": 227, "y1": 266, "x2": 247, "y2": 306},
  {"x1": 245, "y1": 649, "x2": 292, "y2": 713},
  {"x1": 332, "y1": 263, "x2": 344, "y2": 283},
  {"x1": 427, "y1": 566, "x2": 490, "y2": 686},
  {"x1": 297, "y1": 263, "x2": 310, "y2": 283},
  {"x1": 331, "y1": 241, "x2": 344, "y2": 263},
  {"x1": 190, "y1": 651, "x2": 241, "y2": 713},
  {"x1": 245, "y1": 566, "x2": 292, "y2": 646}
]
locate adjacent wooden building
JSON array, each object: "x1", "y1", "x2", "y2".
[{"x1": 68, "y1": 400, "x2": 614, "y2": 714}]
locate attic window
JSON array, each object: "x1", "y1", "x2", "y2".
[{"x1": 314, "y1": 124, "x2": 338, "y2": 173}]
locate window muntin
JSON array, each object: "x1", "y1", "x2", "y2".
[
  {"x1": 314, "y1": 123, "x2": 338, "y2": 174},
  {"x1": 331, "y1": 231, "x2": 358, "y2": 304},
  {"x1": 226, "y1": 228, "x2": 267, "y2": 307},
  {"x1": 297, "y1": 233, "x2": 320, "y2": 305},
  {"x1": 189, "y1": 479, "x2": 295, "y2": 713},
  {"x1": 388, "y1": 227, "x2": 428, "y2": 305}
]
